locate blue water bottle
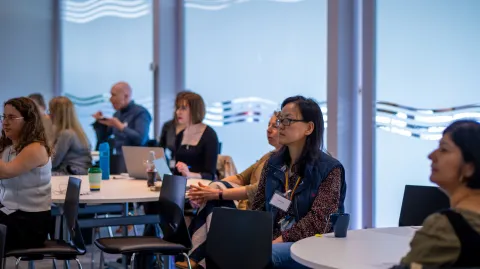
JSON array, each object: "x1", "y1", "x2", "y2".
[{"x1": 99, "y1": 142, "x2": 110, "y2": 180}]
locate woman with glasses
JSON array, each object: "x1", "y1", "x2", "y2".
[
  {"x1": 0, "y1": 97, "x2": 52, "y2": 251},
  {"x1": 252, "y1": 96, "x2": 347, "y2": 269},
  {"x1": 49, "y1": 96, "x2": 92, "y2": 175},
  {"x1": 176, "y1": 113, "x2": 282, "y2": 269}
]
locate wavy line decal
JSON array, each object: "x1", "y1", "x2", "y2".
[
  {"x1": 63, "y1": 0, "x2": 150, "y2": 23},
  {"x1": 66, "y1": 93, "x2": 480, "y2": 140},
  {"x1": 185, "y1": 0, "x2": 306, "y2": 11},
  {"x1": 63, "y1": 0, "x2": 307, "y2": 24}
]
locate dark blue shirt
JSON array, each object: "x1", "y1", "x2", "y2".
[{"x1": 93, "y1": 101, "x2": 152, "y2": 154}]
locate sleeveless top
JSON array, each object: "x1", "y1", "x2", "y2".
[
  {"x1": 0, "y1": 145, "x2": 51, "y2": 212},
  {"x1": 440, "y1": 209, "x2": 480, "y2": 267}
]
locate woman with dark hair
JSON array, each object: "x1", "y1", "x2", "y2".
[
  {"x1": 400, "y1": 120, "x2": 480, "y2": 268},
  {"x1": 174, "y1": 92, "x2": 219, "y2": 180},
  {"x1": 0, "y1": 97, "x2": 52, "y2": 251},
  {"x1": 252, "y1": 96, "x2": 347, "y2": 268},
  {"x1": 176, "y1": 113, "x2": 282, "y2": 269}
]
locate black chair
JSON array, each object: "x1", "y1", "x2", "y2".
[
  {"x1": 206, "y1": 208, "x2": 272, "y2": 269},
  {"x1": 0, "y1": 224, "x2": 6, "y2": 269},
  {"x1": 94, "y1": 174, "x2": 192, "y2": 269},
  {"x1": 6, "y1": 177, "x2": 86, "y2": 269},
  {"x1": 399, "y1": 185, "x2": 450, "y2": 227}
]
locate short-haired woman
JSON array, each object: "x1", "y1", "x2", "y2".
[{"x1": 174, "y1": 92, "x2": 219, "y2": 180}]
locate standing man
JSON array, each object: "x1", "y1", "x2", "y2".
[{"x1": 92, "y1": 82, "x2": 152, "y2": 155}]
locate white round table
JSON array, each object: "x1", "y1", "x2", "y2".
[
  {"x1": 51, "y1": 175, "x2": 211, "y2": 203},
  {"x1": 290, "y1": 227, "x2": 419, "y2": 269}
]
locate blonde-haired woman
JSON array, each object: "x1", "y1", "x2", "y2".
[{"x1": 49, "y1": 96, "x2": 92, "y2": 175}]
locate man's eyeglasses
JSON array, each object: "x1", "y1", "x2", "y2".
[
  {"x1": 276, "y1": 117, "x2": 308, "y2": 127},
  {"x1": 0, "y1": 115, "x2": 24, "y2": 122}
]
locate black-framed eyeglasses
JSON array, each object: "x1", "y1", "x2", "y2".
[
  {"x1": 0, "y1": 115, "x2": 24, "y2": 122},
  {"x1": 276, "y1": 117, "x2": 308, "y2": 127}
]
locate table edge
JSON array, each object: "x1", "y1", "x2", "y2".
[
  {"x1": 52, "y1": 197, "x2": 159, "y2": 204},
  {"x1": 291, "y1": 241, "x2": 335, "y2": 269}
]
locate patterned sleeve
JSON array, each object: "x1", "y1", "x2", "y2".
[
  {"x1": 251, "y1": 164, "x2": 270, "y2": 211},
  {"x1": 282, "y1": 167, "x2": 342, "y2": 242}
]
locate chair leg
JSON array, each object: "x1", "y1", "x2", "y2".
[
  {"x1": 130, "y1": 253, "x2": 136, "y2": 269},
  {"x1": 15, "y1": 257, "x2": 22, "y2": 269},
  {"x1": 182, "y1": 253, "x2": 192, "y2": 269},
  {"x1": 98, "y1": 251, "x2": 105, "y2": 269},
  {"x1": 74, "y1": 258, "x2": 83, "y2": 269},
  {"x1": 156, "y1": 254, "x2": 161, "y2": 268}
]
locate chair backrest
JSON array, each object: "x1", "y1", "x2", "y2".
[
  {"x1": 157, "y1": 174, "x2": 191, "y2": 248},
  {"x1": 216, "y1": 155, "x2": 238, "y2": 180},
  {"x1": 0, "y1": 224, "x2": 6, "y2": 269},
  {"x1": 64, "y1": 177, "x2": 86, "y2": 254},
  {"x1": 399, "y1": 185, "x2": 450, "y2": 226},
  {"x1": 206, "y1": 208, "x2": 272, "y2": 269}
]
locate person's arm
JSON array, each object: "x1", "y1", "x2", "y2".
[
  {"x1": 188, "y1": 182, "x2": 250, "y2": 201},
  {"x1": 251, "y1": 165, "x2": 269, "y2": 211},
  {"x1": 228, "y1": 162, "x2": 257, "y2": 185},
  {"x1": 0, "y1": 143, "x2": 49, "y2": 179},
  {"x1": 122, "y1": 110, "x2": 152, "y2": 146},
  {"x1": 400, "y1": 214, "x2": 460, "y2": 266},
  {"x1": 51, "y1": 130, "x2": 74, "y2": 168},
  {"x1": 280, "y1": 167, "x2": 342, "y2": 242}
]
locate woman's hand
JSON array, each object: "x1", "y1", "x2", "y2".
[
  {"x1": 187, "y1": 182, "x2": 221, "y2": 201},
  {"x1": 175, "y1": 161, "x2": 191, "y2": 177}
]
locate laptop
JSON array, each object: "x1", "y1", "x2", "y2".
[{"x1": 122, "y1": 146, "x2": 171, "y2": 179}]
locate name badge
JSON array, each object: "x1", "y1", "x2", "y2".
[{"x1": 269, "y1": 191, "x2": 291, "y2": 212}]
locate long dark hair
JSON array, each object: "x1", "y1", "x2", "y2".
[
  {"x1": 0, "y1": 97, "x2": 52, "y2": 156},
  {"x1": 443, "y1": 120, "x2": 480, "y2": 189},
  {"x1": 280, "y1": 96, "x2": 324, "y2": 176}
]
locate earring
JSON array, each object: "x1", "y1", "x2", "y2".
[{"x1": 459, "y1": 175, "x2": 465, "y2": 183}]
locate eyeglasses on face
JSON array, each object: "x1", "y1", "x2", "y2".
[
  {"x1": 0, "y1": 115, "x2": 24, "y2": 122},
  {"x1": 276, "y1": 117, "x2": 307, "y2": 127}
]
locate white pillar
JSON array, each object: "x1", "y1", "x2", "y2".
[{"x1": 327, "y1": 0, "x2": 360, "y2": 229}]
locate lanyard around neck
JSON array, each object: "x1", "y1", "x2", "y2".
[{"x1": 285, "y1": 170, "x2": 301, "y2": 200}]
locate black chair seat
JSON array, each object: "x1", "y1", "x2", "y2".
[
  {"x1": 94, "y1": 236, "x2": 188, "y2": 254},
  {"x1": 6, "y1": 240, "x2": 83, "y2": 258}
]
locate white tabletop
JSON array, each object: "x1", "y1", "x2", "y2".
[
  {"x1": 290, "y1": 227, "x2": 419, "y2": 269},
  {"x1": 51, "y1": 175, "x2": 211, "y2": 204}
]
